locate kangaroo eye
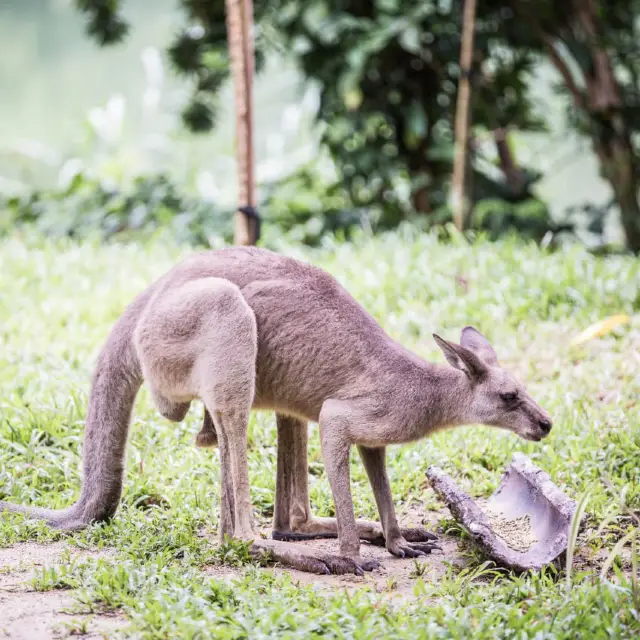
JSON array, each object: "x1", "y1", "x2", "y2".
[{"x1": 501, "y1": 392, "x2": 518, "y2": 402}]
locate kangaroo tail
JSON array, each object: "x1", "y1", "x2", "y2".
[
  {"x1": 0, "y1": 291, "x2": 150, "y2": 531},
  {"x1": 0, "y1": 502, "x2": 86, "y2": 530}
]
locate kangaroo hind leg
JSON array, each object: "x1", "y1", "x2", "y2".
[
  {"x1": 135, "y1": 277, "x2": 257, "y2": 540},
  {"x1": 190, "y1": 280, "x2": 258, "y2": 541}
]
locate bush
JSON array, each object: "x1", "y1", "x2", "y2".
[
  {"x1": 1, "y1": 172, "x2": 231, "y2": 246},
  {"x1": 2, "y1": 162, "x2": 575, "y2": 249},
  {"x1": 262, "y1": 161, "x2": 572, "y2": 246}
]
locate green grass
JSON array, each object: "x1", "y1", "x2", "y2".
[{"x1": 1, "y1": 229, "x2": 639, "y2": 638}]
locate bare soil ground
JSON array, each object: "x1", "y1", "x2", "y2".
[
  {"x1": 0, "y1": 509, "x2": 461, "y2": 638},
  {"x1": 262, "y1": 507, "x2": 460, "y2": 599},
  {"x1": 1, "y1": 512, "x2": 626, "y2": 638},
  {"x1": 202, "y1": 506, "x2": 462, "y2": 600},
  {"x1": 0, "y1": 543, "x2": 125, "y2": 640},
  {"x1": 262, "y1": 534, "x2": 460, "y2": 599}
]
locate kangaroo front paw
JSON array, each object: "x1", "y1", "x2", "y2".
[
  {"x1": 196, "y1": 409, "x2": 218, "y2": 448},
  {"x1": 365, "y1": 525, "x2": 438, "y2": 548},
  {"x1": 195, "y1": 428, "x2": 218, "y2": 448},
  {"x1": 400, "y1": 526, "x2": 438, "y2": 542},
  {"x1": 345, "y1": 555, "x2": 381, "y2": 575},
  {"x1": 386, "y1": 537, "x2": 441, "y2": 558}
]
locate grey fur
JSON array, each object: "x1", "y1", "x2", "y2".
[{"x1": 0, "y1": 247, "x2": 552, "y2": 574}]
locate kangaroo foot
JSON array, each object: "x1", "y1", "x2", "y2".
[
  {"x1": 251, "y1": 539, "x2": 381, "y2": 576},
  {"x1": 271, "y1": 529, "x2": 338, "y2": 542},
  {"x1": 272, "y1": 517, "x2": 437, "y2": 546},
  {"x1": 386, "y1": 536, "x2": 441, "y2": 559},
  {"x1": 271, "y1": 515, "x2": 341, "y2": 542}
]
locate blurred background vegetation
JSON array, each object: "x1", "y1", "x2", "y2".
[{"x1": 1, "y1": 0, "x2": 638, "y2": 250}]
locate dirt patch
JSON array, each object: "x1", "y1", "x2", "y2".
[
  {"x1": 0, "y1": 591, "x2": 124, "y2": 640},
  {"x1": 0, "y1": 509, "x2": 465, "y2": 637},
  {"x1": 204, "y1": 507, "x2": 464, "y2": 600},
  {"x1": 269, "y1": 508, "x2": 460, "y2": 599},
  {"x1": 0, "y1": 543, "x2": 125, "y2": 640},
  {"x1": 263, "y1": 533, "x2": 460, "y2": 600}
]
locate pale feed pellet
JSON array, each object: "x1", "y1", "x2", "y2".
[{"x1": 483, "y1": 507, "x2": 538, "y2": 553}]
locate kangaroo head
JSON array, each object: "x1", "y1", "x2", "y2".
[{"x1": 433, "y1": 326, "x2": 552, "y2": 442}]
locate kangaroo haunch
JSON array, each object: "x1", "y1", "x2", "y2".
[{"x1": 0, "y1": 247, "x2": 552, "y2": 576}]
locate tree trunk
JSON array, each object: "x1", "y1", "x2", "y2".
[
  {"x1": 618, "y1": 186, "x2": 640, "y2": 253},
  {"x1": 451, "y1": 0, "x2": 477, "y2": 231},
  {"x1": 411, "y1": 185, "x2": 432, "y2": 214},
  {"x1": 494, "y1": 128, "x2": 526, "y2": 196},
  {"x1": 508, "y1": 0, "x2": 640, "y2": 251},
  {"x1": 571, "y1": 0, "x2": 621, "y2": 113},
  {"x1": 225, "y1": 0, "x2": 259, "y2": 245},
  {"x1": 594, "y1": 124, "x2": 640, "y2": 251},
  {"x1": 569, "y1": 0, "x2": 640, "y2": 250}
]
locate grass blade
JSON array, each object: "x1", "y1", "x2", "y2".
[
  {"x1": 600, "y1": 528, "x2": 638, "y2": 581},
  {"x1": 594, "y1": 512, "x2": 620, "y2": 539},
  {"x1": 566, "y1": 489, "x2": 590, "y2": 591}
]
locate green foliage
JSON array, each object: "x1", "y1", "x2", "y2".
[
  {"x1": 263, "y1": 160, "x2": 569, "y2": 246},
  {"x1": 254, "y1": 0, "x2": 545, "y2": 215},
  {"x1": 72, "y1": 0, "x2": 547, "y2": 222},
  {"x1": 1, "y1": 154, "x2": 570, "y2": 248},
  {"x1": 74, "y1": 0, "x2": 129, "y2": 46},
  {"x1": 70, "y1": 0, "x2": 640, "y2": 250},
  {"x1": 470, "y1": 196, "x2": 557, "y2": 242},
  {"x1": 1, "y1": 172, "x2": 232, "y2": 246},
  {"x1": 489, "y1": 0, "x2": 640, "y2": 138},
  {"x1": 1, "y1": 232, "x2": 639, "y2": 635},
  {"x1": 486, "y1": 0, "x2": 640, "y2": 250},
  {"x1": 261, "y1": 162, "x2": 366, "y2": 245}
]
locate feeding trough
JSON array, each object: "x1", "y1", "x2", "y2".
[{"x1": 427, "y1": 453, "x2": 581, "y2": 572}]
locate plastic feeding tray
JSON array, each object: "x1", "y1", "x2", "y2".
[{"x1": 427, "y1": 453, "x2": 580, "y2": 573}]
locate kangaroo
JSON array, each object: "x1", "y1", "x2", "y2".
[{"x1": 0, "y1": 247, "x2": 552, "y2": 576}]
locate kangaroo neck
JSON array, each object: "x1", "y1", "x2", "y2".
[{"x1": 381, "y1": 340, "x2": 470, "y2": 438}]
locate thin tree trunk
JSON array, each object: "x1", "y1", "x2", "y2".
[
  {"x1": 570, "y1": 0, "x2": 640, "y2": 249},
  {"x1": 225, "y1": 0, "x2": 259, "y2": 245},
  {"x1": 594, "y1": 124, "x2": 640, "y2": 251},
  {"x1": 494, "y1": 128, "x2": 526, "y2": 196},
  {"x1": 617, "y1": 184, "x2": 640, "y2": 252},
  {"x1": 509, "y1": 0, "x2": 640, "y2": 250},
  {"x1": 451, "y1": 0, "x2": 477, "y2": 231}
]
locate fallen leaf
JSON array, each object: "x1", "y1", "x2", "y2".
[{"x1": 570, "y1": 315, "x2": 630, "y2": 347}]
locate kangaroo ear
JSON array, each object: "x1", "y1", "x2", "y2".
[
  {"x1": 433, "y1": 334, "x2": 488, "y2": 380},
  {"x1": 460, "y1": 326, "x2": 499, "y2": 366}
]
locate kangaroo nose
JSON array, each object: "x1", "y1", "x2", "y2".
[{"x1": 539, "y1": 419, "x2": 552, "y2": 434}]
